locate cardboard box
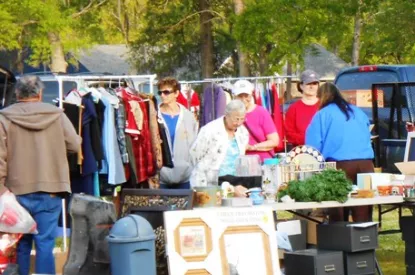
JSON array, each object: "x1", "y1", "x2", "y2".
[
  {"x1": 395, "y1": 161, "x2": 415, "y2": 175},
  {"x1": 357, "y1": 173, "x2": 392, "y2": 190},
  {"x1": 30, "y1": 248, "x2": 67, "y2": 275},
  {"x1": 293, "y1": 215, "x2": 325, "y2": 245},
  {"x1": 341, "y1": 89, "x2": 384, "y2": 107},
  {"x1": 305, "y1": 216, "x2": 325, "y2": 245}
]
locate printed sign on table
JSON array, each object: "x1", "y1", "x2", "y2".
[{"x1": 164, "y1": 206, "x2": 280, "y2": 275}]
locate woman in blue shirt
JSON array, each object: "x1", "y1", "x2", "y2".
[
  {"x1": 306, "y1": 83, "x2": 374, "y2": 222},
  {"x1": 157, "y1": 77, "x2": 198, "y2": 189}
]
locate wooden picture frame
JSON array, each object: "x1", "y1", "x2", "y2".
[
  {"x1": 219, "y1": 225, "x2": 273, "y2": 275},
  {"x1": 185, "y1": 269, "x2": 211, "y2": 275},
  {"x1": 164, "y1": 206, "x2": 280, "y2": 275},
  {"x1": 174, "y1": 218, "x2": 213, "y2": 262}
]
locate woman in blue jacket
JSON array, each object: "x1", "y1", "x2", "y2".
[{"x1": 306, "y1": 83, "x2": 374, "y2": 222}]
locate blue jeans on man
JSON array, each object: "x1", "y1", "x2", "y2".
[{"x1": 16, "y1": 192, "x2": 62, "y2": 275}]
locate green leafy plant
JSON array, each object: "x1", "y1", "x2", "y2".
[{"x1": 278, "y1": 169, "x2": 353, "y2": 203}]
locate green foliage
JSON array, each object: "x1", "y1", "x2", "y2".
[
  {"x1": 0, "y1": 0, "x2": 107, "y2": 71},
  {"x1": 278, "y1": 169, "x2": 353, "y2": 203}
]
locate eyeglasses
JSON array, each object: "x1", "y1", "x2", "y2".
[
  {"x1": 158, "y1": 90, "x2": 175, "y2": 96},
  {"x1": 227, "y1": 116, "x2": 246, "y2": 123}
]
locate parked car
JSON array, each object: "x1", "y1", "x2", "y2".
[{"x1": 334, "y1": 65, "x2": 415, "y2": 172}]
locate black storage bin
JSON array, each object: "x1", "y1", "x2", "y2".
[
  {"x1": 400, "y1": 216, "x2": 415, "y2": 243},
  {"x1": 407, "y1": 265, "x2": 415, "y2": 275},
  {"x1": 285, "y1": 249, "x2": 344, "y2": 275},
  {"x1": 317, "y1": 222, "x2": 378, "y2": 252},
  {"x1": 344, "y1": 250, "x2": 375, "y2": 275},
  {"x1": 406, "y1": 243, "x2": 415, "y2": 266}
]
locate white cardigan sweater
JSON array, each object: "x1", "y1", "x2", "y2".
[{"x1": 189, "y1": 116, "x2": 249, "y2": 187}]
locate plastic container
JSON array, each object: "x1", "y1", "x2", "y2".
[{"x1": 107, "y1": 215, "x2": 156, "y2": 275}]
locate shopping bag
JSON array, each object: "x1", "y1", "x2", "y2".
[
  {"x1": 0, "y1": 233, "x2": 21, "y2": 274},
  {"x1": 0, "y1": 191, "x2": 37, "y2": 234}
]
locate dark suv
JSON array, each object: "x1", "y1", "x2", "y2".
[{"x1": 334, "y1": 65, "x2": 415, "y2": 172}]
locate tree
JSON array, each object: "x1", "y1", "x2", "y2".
[
  {"x1": 131, "y1": 0, "x2": 234, "y2": 79},
  {"x1": 0, "y1": 0, "x2": 107, "y2": 73},
  {"x1": 233, "y1": 0, "x2": 250, "y2": 76},
  {"x1": 233, "y1": 0, "x2": 330, "y2": 75}
]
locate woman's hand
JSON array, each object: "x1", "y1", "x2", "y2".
[
  {"x1": 406, "y1": 122, "x2": 415, "y2": 132},
  {"x1": 246, "y1": 144, "x2": 256, "y2": 151},
  {"x1": 234, "y1": 185, "x2": 248, "y2": 197}
]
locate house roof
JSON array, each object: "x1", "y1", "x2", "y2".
[
  {"x1": 78, "y1": 44, "x2": 136, "y2": 75},
  {"x1": 300, "y1": 44, "x2": 348, "y2": 79}
]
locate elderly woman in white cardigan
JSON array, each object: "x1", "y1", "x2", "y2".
[{"x1": 190, "y1": 100, "x2": 249, "y2": 197}]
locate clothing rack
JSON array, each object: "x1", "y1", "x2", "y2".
[
  {"x1": 204, "y1": 75, "x2": 295, "y2": 82},
  {"x1": 203, "y1": 75, "x2": 298, "y2": 155},
  {"x1": 55, "y1": 74, "x2": 156, "y2": 251},
  {"x1": 179, "y1": 80, "x2": 213, "y2": 84},
  {"x1": 56, "y1": 74, "x2": 157, "y2": 108}
]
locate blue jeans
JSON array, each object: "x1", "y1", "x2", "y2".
[{"x1": 16, "y1": 193, "x2": 62, "y2": 275}]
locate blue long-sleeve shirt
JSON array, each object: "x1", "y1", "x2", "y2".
[{"x1": 305, "y1": 103, "x2": 374, "y2": 161}]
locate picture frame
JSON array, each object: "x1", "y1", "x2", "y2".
[
  {"x1": 164, "y1": 206, "x2": 280, "y2": 275},
  {"x1": 219, "y1": 225, "x2": 273, "y2": 275},
  {"x1": 404, "y1": 131, "x2": 415, "y2": 162}
]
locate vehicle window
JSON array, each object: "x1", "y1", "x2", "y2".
[
  {"x1": 42, "y1": 81, "x2": 77, "y2": 104},
  {"x1": 335, "y1": 71, "x2": 400, "y2": 108}
]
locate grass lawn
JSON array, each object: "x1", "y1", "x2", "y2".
[
  {"x1": 375, "y1": 206, "x2": 408, "y2": 275},
  {"x1": 278, "y1": 206, "x2": 407, "y2": 275}
]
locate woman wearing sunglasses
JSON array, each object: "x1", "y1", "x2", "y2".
[{"x1": 157, "y1": 77, "x2": 198, "y2": 189}]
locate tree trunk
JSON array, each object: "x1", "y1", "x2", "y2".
[
  {"x1": 199, "y1": 0, "x2": 214, "y2": 78},
  {"x1": 286, "y1": 62, "x2": 292, "y2": 101},
  {"x1": 234, "y1": 0, "x2": 250, "y2": 76},
  {"x1": 16, "y1": 50, "x2": 24, "y2": 74},
  {"x1": 352, "y1": 0, "x2": 363, "y2": 66},
  {"x1": 259, "y1": 48, "x2": 268, "y2": 75},
  {"x1": 48, "y1": 32, "x2": 68, "y2": 73}
]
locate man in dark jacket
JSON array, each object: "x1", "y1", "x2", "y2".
[{"x1": 0, "y1": 75, "x2": 81, "y2": 275}]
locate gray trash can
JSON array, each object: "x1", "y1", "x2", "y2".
[{"x1": 107, "y1": 214, "x2": 156, "y2": 275}]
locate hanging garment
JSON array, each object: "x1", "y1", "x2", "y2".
[
  {"x1": 99, "y1": 94, "x2": 126, "y2": 185},
  {"x1": 272, "y1": 83, "x2": 285, "y2": 152},
  {"x1": 80, "y1": 94, "x2": 99, "y2": 177},
  {"x1": 158, "y1": 122, "x2": 174, "y2": 168},
  {"x1": 120, "y1": 89, "x2": 155, "y2": 183},
  {"x1": 62, "y1": 102, "x2": 81, "y2": 173},
  {"x1": 177, "y1": 89, "x2": 201, "y2": 111},
  {"x1": 148, "y1": 96, "x2": 163, "y2": 170},
  {"x1": 200, "y1": 85, "x2": 226, "y2": 127},
  {"x1": 253, "y1": 87, "x2": 263, "y2": 106},
  {"x1": 106, "y1": 88, "x2": 129, "y2": 164}
]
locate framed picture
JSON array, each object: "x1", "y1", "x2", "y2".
[
  {"x1": 219, "y1": 225, "x2": 273, "y2": 275},
  {"x1": 174, "y1": 218, "x2": 212, "y2": 262},
  {"x1": 120, "y1": 188, "x2": 194, "y2": 275},
  {"x1": 164, "y1": 206, "x2": 280, "y2": 275},
  {"x1": 404, "y1": 131, "x2": 415, "y2": 162},
  {"x1": 185, "y1": 269, "x2": 211, "y2": 275}
]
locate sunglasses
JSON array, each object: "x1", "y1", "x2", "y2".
[{"x1": 158, "y1": 90, "x2": 175, "y2": 96}]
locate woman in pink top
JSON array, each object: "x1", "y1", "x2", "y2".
[
  {"x1": 233, "y1": 80, "x2": 279, "y2": 162},
  {"x1": 285, "y1": 70, "x2": 320, "y2": 147}
]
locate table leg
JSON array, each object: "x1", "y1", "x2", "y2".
[
  {"x1": 378, "y1": 204, "x2": 382, "y2": 228},
  {"x1": 375, "y1": 257, "x2": 383, "y2": 275}
]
